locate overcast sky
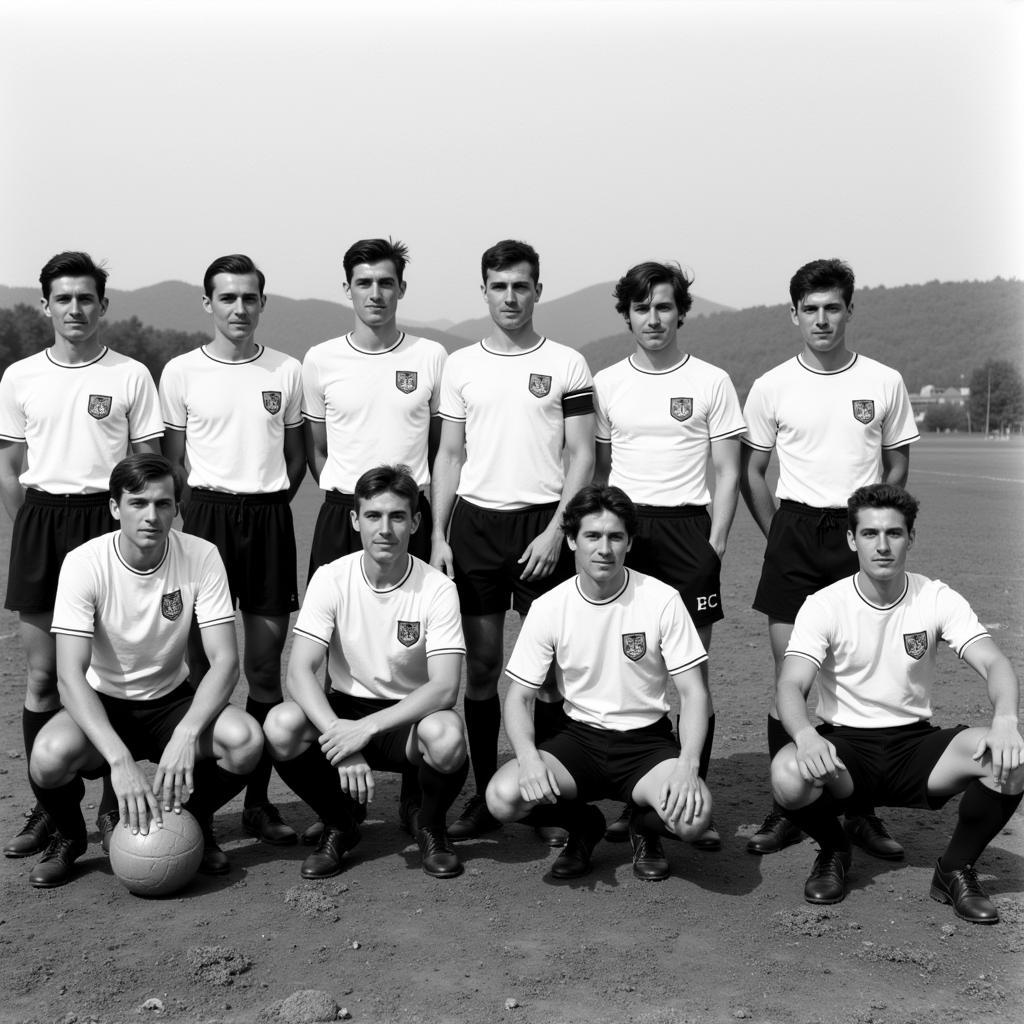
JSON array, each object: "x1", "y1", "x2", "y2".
[{"x1": 2, "y1": 0, "x2": 1021, "y2": 323}]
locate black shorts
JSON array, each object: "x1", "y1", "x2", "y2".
[
  {"x1": 819, "y1": 721, "x2": 968, "y2": 810},
  {"x1": 183, "y1": 489, "x2": 298, "y2": 617},
  {"x1": 626, "y1": 505, "x2": 723, "y2": 628},
  {"x1": 5, "y1": 489, "x2": 116, "y2": 614},
  {"x1": 449, "y1": 498, "x2": 574, "y2": 617},
  {"x1": 308, "y1": 490, "x2": 434, "y2": 580},
  {"x1": 327, "y1": 691, "x2": 412, "y2": 772},
  {"x1": 753, "y1": 500, "x2": 859, "y2": 623},
  {"x1": 91, "y1": 683, "x2": 196, "y2": 770},
  {"x1": 540, "y1": 716, "x2": 680, "y2": 804}
]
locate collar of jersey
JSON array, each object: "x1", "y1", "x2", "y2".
[
  {"x1": 574, "y1": 567, "x2": 630, "y2": 605},
  {"x1": 796, "y1": 352, "x2": 858, "y2": 375},
  {"x1": 200, "y1": 343, "x2": 264, "y2": 365},
  {"x1": 627, "y1": 353, "x2": 690, "y2": 376},
  {"x1": 852, "y1": 573, "x2": 909, "y2": 610},
  {"x1": 479, "y1": 336, "x2": 547, "y2": 357},
  {"x1": 45, "y1": 346, "x2": 108, "y2": 369},
  {"x1": 360, "y1": 552, "x2": 414, "y2": 592},
  {"x1": 112, "y1": 531, "x2": 170, "y2": 576},
  {"x1": 346, "y1": 332, "x2": 406, "y2": 356}
]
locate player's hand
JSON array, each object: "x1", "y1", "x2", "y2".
[
  {"x1": 319, "y1": 717, "x2": 373, "y2": 765},
  {"x1": 110, "y1": 756, "x2": 162, "y2": 835},
  {"x1": 153, "y1": 727, "x2": 198, "y2": 816},
  {"x1": 973, "y1": 715, "x2": 1024, "y2": 787},
  {"x1": 336, "y1": 754, "x2": 375, "y2": 805},
  {"x1": 794, "y1": 728, "x2": 845, "y2": 784},
  {"x1": 516, "y1": 751, "x2": 560, "y2": 804},
  {"x1": 659, "y1": 758, "x2": 704, "y2": 828},
  {"x1": 430, "y1": 537, "x2": 455, "y2": 579},
  {"x1": 518, "y1": 525, "x2": 564, "y2": 581}
]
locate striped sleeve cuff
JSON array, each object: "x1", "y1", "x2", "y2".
[
  {"x1": 293, "y1": 627, "x2": 330, "y2": 648},
  {"x1": 955, "y1": 632, "x2": 990, "y2": 659},
  {"x1": 51, "y1": 625, "x2": 94, "y2": 638},
  {"x1": 505, "y1": 669, "x2": 542, "y2": 689}
]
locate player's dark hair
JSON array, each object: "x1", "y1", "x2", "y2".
[
  {"x1": 561, "y1": 485, "x2": 638, "y2": 540},
  {"x1": 847, "y1": 483, "x2": 919, "y2": 533},
  {"x1": 481, "y1": 239, "x2": 540, "y2": 285},
  {"x1": 39, "y1": 251, "x2": 109, "y2": 302},
  {"x1": 789, "y1": 258, "x2": 855, "y2": 307},
  {"x1": 614, "y1": 262, "x2": 694, "y2": 326},
  {"x1": 354, "y1": 464, "x2": 419, "y2": 514},
  {"x1": 203, "y1": 254, "x2": 266, "y2": 298},
  {"x1": 109, "y1": 454, "x2": 182, "y2": 504},
  {"x1": 343, "y1": 238, "x2": 410, "y2": 285}
]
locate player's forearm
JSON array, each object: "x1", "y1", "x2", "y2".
[
  {"x1": 554, "y1": 434, "x2": 595, "y2": 520},
  {"x1": 358, "y1": 672, "x2": 460, "y2": 738},
  {"x1": 0, "y1": 444, "x2": 26, "y2": 521},
  {"x1": 985, "y1": 657, "x2": 1021, "y2": 723},
  {"x1": 776, "y1": 676, "x2": 816, "y2": 743},
  {"x1": 429, "y1": 448, "x2": 463, "y2": 539},
  {"x1": 287, "y1": 662, "x2": 343, "y2": 734},
  {"x1": 303, "y1": 421, "x2": 328, "y2": 485},
  {"x1": 504, "y1": 685, "x2": 541, "y2": 762},
  {"x1": 58, "y1": 672, "x2": 135, "y2": 769},
  {"x1": 708, "y1": 471, "x2": 740, "y2": 555},
  {"x1": 881, "y1": 445, "x2": 910, "y2": 487},
  {"x1": 739, "y1": 452, "x2": 776, "y2": 537},
  {"x1": 674, "y1": 670, "x2": 710, "y2": 764},
  {"x1": 185, "y1": 648, "x2": 240, "y2": 735}
]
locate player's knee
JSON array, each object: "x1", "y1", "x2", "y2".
[
  {"x1": 25, "y1": 660, "x2": 59, "y2": 705},
  {"x1": 770, "y1": 748, "x2": 806, "y2": 808},
  {"x1": 29, "y1": 731, "x2": 75, "y2": 788},
  {"x1": 263, "y1": 701, "x2": 309, "y2": 759},
  {"x1": 216, "y1": 708, "x2": 263, "y2": 773},
  {"x1": 465, "y1": 650, "x2": 502, "y2": 695},
  {"x1": 1005, "y1": 763, "x2": 1024, "y2": 795},
  {"x1": 419, "y1": 712, "x2": 467, "y2": 774},
  {"x1": 485, "y1": 768, "x2": 520, "y2": 822},
  {"x1": 660, "y1": 783, "x2": 712, "y2": 841}
]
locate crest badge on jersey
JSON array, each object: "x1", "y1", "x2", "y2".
[
  {"x1": 87, "y1": 394, "x2": 112, "y2": 420},
  {"x1": 852, "y1": 399, "x2": 875, "y2": 424},
  {"x1": 161, "y1": 590, "x2": 183, "y2": 621},
  {"x1": 622, "y1": 632, "x2": 647, "y2": 662},
  {"x1": 395, "y1": 370, "x2": 418, "y2": 394},
  {"x1": 262, "y1": 391, "x2": 282, "y2": 415},
  {"x1": 397, "y1": 621, "x2": 421, "y2": 647},
  {"x1": 903, "y1": 631, "x2": 928, "y2": 660},
  {"x1": 670, "y1": 397, "x2": 693, "y2": 422},
  {"x1": 528, "y1": 373, "x2": 552, "y2": 398}
]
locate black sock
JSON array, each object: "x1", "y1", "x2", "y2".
[
  {"x1": 697, "y1": 713, "x2": 716, "y2": 782},
  {"x1": 630, "y1": 806, "x2": 673, "y2": 838},
  {"x1": 939, "y1": 781, "x2": 1024, "y2": 871},
  {"x1": 399, "y1": 766, "x2": 421, "y2": 808},
  {"x1": 784, "y1": 793, "x2": 850, "y2": 853},
  {"x1": 272, "y1": 742, "x2": 355, "y2": 829},
  {"x1": 30, "y1": 774, "x2": 86, "y2": 844},
  {"x1": 418, "y1": 759, "x2": 469, "y2": 832},
  {"x1": 243, "y1": 698, "x2": 278, "y2": 808},
  {"x1": 184, "y1": 759, "x2": 250, "y2": 826},
  {"x1": 767, "y1": 714, "x2": 791, "y2": 758},
  {"x1": 97, "y1": 775, "x2": 118, "y2": 817},
  {"x1": 533, "y1": 698, "x2": 566, "y2": 746},
  {"x1": 464, "y1": 695, "x2": 501, "y2": 793}
]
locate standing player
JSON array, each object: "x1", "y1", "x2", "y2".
[
  {"x1": 594, "y1": 261, "x2": 744, "y2": 850},
  {"x1": 25, "y1": 455, "x2": 262, "y2": 887},
  {"x1": 160, "y1": 254, "x2": 305, "y2": 847},
  {"x1": 264, "y1": 465, "x2": 469, "y2": 879},
  {"x1": 431, "y1": 239, "x2": 595, "y2": 840},
  {"x1": 486, "y1": 485, "x2": 713, "y2": 881},
  {"x1": 0, "y1": 252, "x2": 164, "y2": 859},
  {"x1": 741, "y1": 258, "x2": 919, "y2": 858},
  {"x1": 772, "y1": 484, "x2": 1023, "y2": 922}
]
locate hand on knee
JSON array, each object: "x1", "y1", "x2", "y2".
[{"x1": 770, "y1": 748, "x2": 811, "y2": 809}]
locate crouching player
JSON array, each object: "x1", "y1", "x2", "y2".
[
  {"x1": 772, "y1": 484, "x2": 1023, "y2": 922},
  {"x1": 265, "y1": 465, "x2": 469, "y2": 879},
  {"x1": 26, "y1": 455, "x2": 262, "y2": 887},
  {"x1": 486, "y1": 485, "x2": 712, "y2": 881}
]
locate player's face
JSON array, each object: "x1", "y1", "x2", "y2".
[
  {"x1": 847, "y1": 507, "x2": 914, "y2": 584},
  {"x1": 41, "y1": 276, "x2": 108, "y2": 346},
  {"x1": 202, "y1": 272, "x2": 266, "y2": 343},
  {"x1": 568, "y1": 510, "x2": 633, "y2": 588},
  {"x1": 790, "y1": 288, "x2": 853, "y2": 356},
  {"x1": 482, "y1": 263, "x2": 542, "y2": 333},
  {"x1": 352, "y1": 490, "x2": 421, "y2": 567},
  {"x1": 344, "y1": 261, "x2": 406, "y2": 330},
  {"x1": 628, "y1": 282, "x2": 681, "y2": 354},
  {"x1": 110, "y1": 476, "x2": 177, "y2": 554}
]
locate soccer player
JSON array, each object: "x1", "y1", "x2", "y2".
[
  {"x1": 24, "y1": 454, "x2": 262, "y2": 888},
  {"x1": 741, "y1": 258, "x2": 919, "y2": 858},
  {"x1": 431, "y1": 239, "x2": 595, "y2": 840},
  {"x1": 485, "y1": 485, "x2": 712, "y2": 881},
  {"x1": 772, "y1": 483, "x2": 1023, "y2": 923},
  {"x1": 264, "y1": 465, "x2": 469, "y2": 879},
  {"x1": 594, "y1": 261, "x2": 744, "y2": 850},
  {"x1": 0, "y1": 252, "x2": 164, "y2": 860},
  {"x1": 160, "y1": 254, "x2": 305, "y2": 847}
]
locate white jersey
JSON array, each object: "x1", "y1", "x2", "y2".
[
  {"x1": 506, "y1": 568, "x2": 707, "y2": 731},
  {"x1": 0, "y1": 347, "x2": 163, "y2": 493},
  {"x1": 594, "y1": 353, "x2": 745, "y2": 505},
  {"x1": 742, "y1": 353, "x2": 919, "y2": 507},
  {"x1": 51, "y1": 530, "x2": 235, "y2": 701},
  {"x1": 438, "y1": 337, "x2": 594, "y2": 509},
  {"x1": 787, "y1": 572, "x2": 989, "y2": 728},
  {"x1": 159, "y1": 344, "x2": 302, "y2": 494},
  {"x1": 301, "y1": 332, "x2": 446, "y2": 492},
  {"x1": 295, "y1": 552, "x2": 465, "y2": 701}
]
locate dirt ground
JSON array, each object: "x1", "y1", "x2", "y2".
[{"x1": 1, "y1": 436, "x2": 1022, "y2": 1024}]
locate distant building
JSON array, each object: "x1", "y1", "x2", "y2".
[{"x1": 910, "y1": 385, "x2": 969, "y2": 424}]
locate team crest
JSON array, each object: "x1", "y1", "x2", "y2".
[
  {"x1": 670, "y1": 397, "x2": 693, "y2": 422},
  {"x1": 87, "y1": 394, "x2": 112, "y2": 420},
  {"x1": 397, "y1": 621, "x2": 421, "y2": 647},
  {"x1": 395, "y1": 370, "x2": 418, "y2": 394},
  {"x1": 161, "y1": 590, "x2": 183, "y2": 621},
  {"x1": 622, "y1": 632, "x2": 647, "y2": 662},
  {"x1": 528, "y1": 373, "x2": 552, "y2": 398},
  {"x1": 852, "y1": 400, "x2": 875, "y2": 424},
  {"x1": 903, "y1": 631, "x2": 928, "y2": 660},
  {"x1": 262, "y1": 391, "x2": 282, "y2": 415}
]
